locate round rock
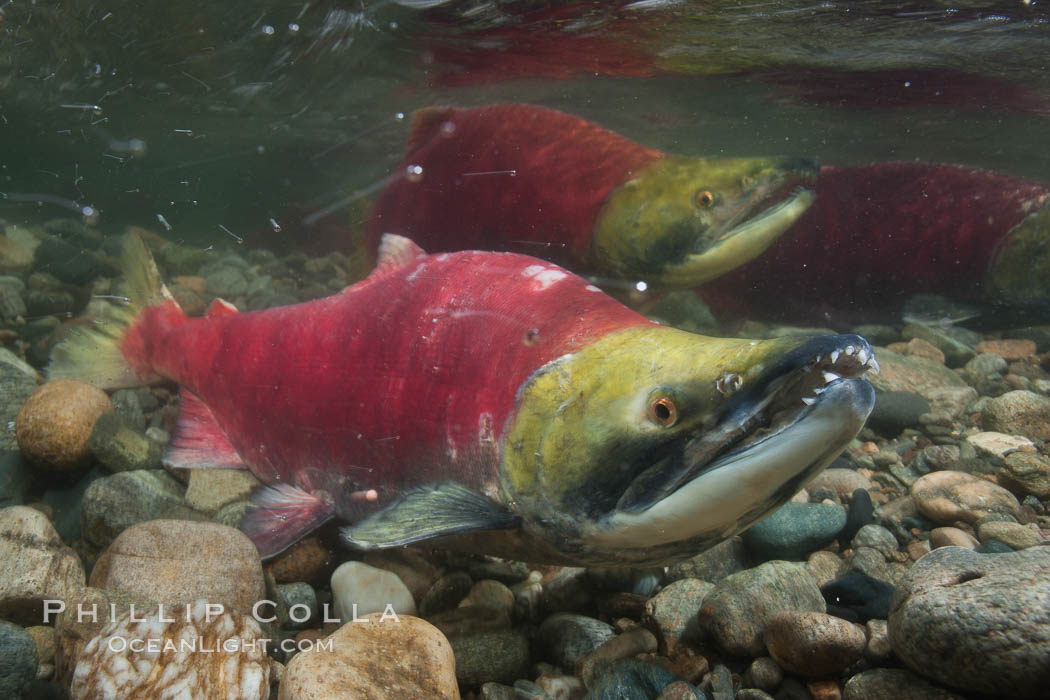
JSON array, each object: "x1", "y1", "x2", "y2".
[
  {"x1": 998, "y1": 451, "x2": 1050, "y2": 498},
  {"x1": 537, "y1": 613, "x2": 615, "y2": 671},
  {"x1": 910, "y1": 470, "x2": 1021, "y2": 524},
  {"x1": 698, "y1": 560, "x2": 825, "y2": 657},
  {"x1": 643, "y1": 577, "x2": 712, "y2": 652},
  {"x1": 741, "y1": 502, "x2": 846, "y2": 561},
  {"x1": 763, "y1": 610, "x2": 865, "y2": 677},
  {"x1": 330, "y1": 561, "x2": 417, "y2": 621},
  {"x1": 450, "y1": 629, "x2": 530, "y2": 688},
  {"x1": 0, "y1": 506, "x2": 85, "y2": 625},
  {"x1": 15, "y1": 380, "x2": 112, "y2": 471},
  {"x1": 843, "y1": 668, "x2": 966, "y2": 699},
  {"x1": 888, "y1": 545, "x2": 1050, "y2": 696},
  {"x1": 981, "y1": 390, "x2": 1050, "y2": 440},
  {"x1": 80, "y1": 469, "x2": 188, "y2": 548},
  {"x1": 0, "y1": 620, "x2": 39, "y2": 697},
  {"x1": 88, "y1": 519, "x2": 265, "y2": 614}
]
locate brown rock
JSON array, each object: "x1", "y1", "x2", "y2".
[
  {"x1": 910, "y1": 471, "x2": 1021, "y2": 524},
  {"x1": 70, "y1": 600, "x2": 273, "y2": 700},
  {"x1": 929, "y1": 527, "x2": 979, "y2": 550},
  {"x1": 53, "y1": 587, "x2": 159, "y2": 688},
  {"x1": 15, "y1": 380, "x2": 112, "y2": 470},
  {"x1": 268, "y1": 535, "x2": 335, "y2": 585},
  {"x1": 278, "y1": 613, "x2": 459, "y2": 699},
  {"x1": 763, "y1": 611, "x2": 866, "y2": 677},
  {"x1": 967, "y1": 431, "x2": 1036, "y2": 460},
  {"x1": 975, "y1": 339, "x2": 1037, "y2": 361},
  {"x1": 806, "y1": 550, "x2": 844, "y2": 588},
  {"x1": 998, "y1": 452, "x2": 1050, "y2": 498},
  {"x1": 185, "y1": 468, "x2": 261, "y2": 515},
  {"x1": 25, "y1": 625, "x2": 55, "y2": 664},
  {"x1": 808, "y1": 469, "x2": 875, "y2": 500},
  {"x1": 807, "y1": 679, "x2": 843, "y2": 700},
  {"x1": 981, "y1": 390, "x2": 1050, "y2": 441},
  {"x1": 576, "y1": 627, "x2": 659, "y2": 686},
  {"x1": 977, "y1": 522, "x2": 1047, "y2": 549},
  {"x1": 89, "y1": 520, "x2": 265, "y2": 614},
  {"x1": 888, "y1": 338, "x2": 945, "y2": 364},
  {"x1": 173, "y1": 275, "x2": 208, "y2": 293},
  {"x1": 0, "y1": 506, "x2": 86, "y2": 625}
]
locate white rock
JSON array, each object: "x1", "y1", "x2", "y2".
[
  {"x1": 330, "y1": 561, "x2": 417, "y2": 621},
  {"x1": 966, "y1": 431, "x2": 1035, "y2": 459}
]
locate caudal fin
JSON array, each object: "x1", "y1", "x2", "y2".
[{"x1": 48, "y1": 233, "x2": 179, "y2": 389}]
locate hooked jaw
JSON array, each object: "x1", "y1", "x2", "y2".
[{"x1": 587, "y1": 334, "x2": 877, "y2": 551}]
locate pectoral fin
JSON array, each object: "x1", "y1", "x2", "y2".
[{"x1": 341, "y1": 482, "x2": 519, "y2": 550}]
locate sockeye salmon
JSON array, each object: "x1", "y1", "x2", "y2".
[
  {"x1": 51, "y1": 234, "x2": 876, "y2": 566},
  {"x1": 697, "y1": 162, "x2": 1050, "y2": 323},
  {"x1": 367, "y1": 103, "x2": 818, "y2": 290}
]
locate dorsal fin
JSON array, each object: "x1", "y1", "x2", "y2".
[
  {"x1": 407, "y1": 106, "x2": 457, "y2": 153},
  {"x1": 372, "y1": 234, "x2": 427, "y2": 275},
  {"x1": 205, "y1": 298, "x2": 239, "y2": 318}
]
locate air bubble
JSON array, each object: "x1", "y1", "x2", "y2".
[
  {"x1": 405, "y1": 164, "x2": 424, "y2": 183},
  {"x1": 261, "y1": 25, "x2": 275, "y2": 35}
]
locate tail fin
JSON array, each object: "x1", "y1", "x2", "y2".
[{"x1": 48, "y1": 233, "x2": 178, "y2": 389}]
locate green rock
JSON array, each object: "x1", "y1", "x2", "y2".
[
  {"x1": 742, "y1": 502, "x2": 846, "y2": 561},
  {"x1": 0, "y1": 620, "x2": 38, "y2": 696},
  {"x1": 88, "y1": 412, "x2": 162, "y2": 473},
  {"x1": 80, "y1": 470, "x2": 187, "y2": 547}
]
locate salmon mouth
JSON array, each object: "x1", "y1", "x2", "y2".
[
  {"x1": 658, "y1": 170, "x2": 818, "y2": 287},
  {"x1": 593, "y1": 334, "x2": 877, "y2": 548}
]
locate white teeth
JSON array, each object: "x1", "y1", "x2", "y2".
[
  {"x1": 814, "y1": 354, "x2": 822, "y2": 365},
  {"x1": 801, "y1": 396, "x2": 816, "y2": 405},
  {"x1": 813, "y1": 386, "x2": 825, "y2": 395},
  {"x1": 858, "y1": 348, "x2": 869, "y2": 365},
  {"x1": 867, "y1": 357, "x2": 881, "y2": 374},
  {"x1": 823, "y1": 370, "x2": 842, "y2": 383},
  {"x1": 830, "y1": 350, "x2": 841, "y2": 364},
  {"x1": 845, "y1": 345, "x2": 856, "y2": 356}
]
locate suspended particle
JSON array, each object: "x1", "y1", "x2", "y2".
[
  {"x1": 288, "y1": 23, "x2": 300, "y2": 33},
  {"x1": 81, "y1": 205, "x2": 100, "y2": 225},
  {"x1": 405, "y1": 164, "x2": 424, "y2": 183},
  {"x1": 156, "y1": 213, "x2": 173, "y2": 231},
  {"x1": 269, "y1": 217, "x2": 282, "y2": 233},
  {"x1": 261, "y1": 25, "x2": 275, "y2": 35},
  {"x1": 635, "y1": 281, "x2": 648, "y2": 292},
  {"x1": 395, "y1": 112, "x2": 405, "y2": 121}
]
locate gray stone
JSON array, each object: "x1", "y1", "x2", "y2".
[
  {"x1": 888, "y1": 545, "x2": 1050, "y2": 697},
  {"x1": 460, "y1": 580, "x2": 515, "y2": 617},
  {"x1": 0, "y1": 450, "x2": 30, "y2": 508},
  {"x1": 964, "y1": 352, "x2": 1008, "y2": 380},
  {"x1": 842, "y1": 546, "x2": 889, "y2": 580},
  {"x1": 40, "y1": 466, "x2": 103, "y2": 543},
  {"x1": 0, "y1": 619, "x2": 38, "y2": 696},
  {"x1": 539, "y1": 567, "x2": 590, "y2": 614},
  {"x1": 666, "y1": 537, "x2": 750, "y2": 583},
  {"x1": 110, "y1": 389, "x2": 146, "y2": 432},
  {"x1": 742, "y1": 656, "x2": 782, "y2": 692},
  {"x1": 843, "y1": 668, "x2": 965, "y2": 700},
  {"x1": 0, "y1": 507, "x2": 85, "y2": 625},
  {"x1": 276, "y1": 582, "x2": 317, "y2": 630},
  {"x1": 741, "y1": 502, "x2": 846, "y2": 561},
  {"x1": 88, "y1": 412, "x2": 162, "y2": 473},
  {"x1": 981, "y1": 390, "x2": 1050, "y2": 441},
  {"x1": 867, "y1": 347, "x2": 967, "y2": 402},
  {"x1": 643, "y1": 578, "x2": 712, "y2": 652},
  {"x1": 868, "y1": 391, "x2": 930, "y2": 437},
  {"x1": 998, "y1": 451, "x2": 1050, "y2": 498},
  {"x1": 468, "y1": 560, "x2": 530, "y2": 586},
  {"x1": 584, "y1": 658, "x2": 702, "y2": 700},
  {"x1": 205, "y1": 267, "x2": 249, "y2": 297},
  {"x1": 420, "y1": 571, "x2": 474, "y2": 617},
  {"x1": 537, "y1": 613, "x2": 614, "y2": 671},
  {"x1": 850, "y1": 524, "x2": 899, "y2": 556},
  {"x1": 0, "y1": 284, "x2": 26, "y2": 320},
  {"x1": 0, "y1": 349, "x2": 39, "y2": 451},
  {"x1": 916, "y1": 444, "x2": 960, "y2": 471},
  {"x1": 924, "y1": 387, "x2": 979, "y2": 418},
  {"x1": 80, "y1": 470, "x2": 187, "y2": 548},
  {"x1": 698, "y1": 560, "x2": 825, "y2": 656},
  {"x1": 450, "y1": 629, "x2": 530, "y2": 688}
]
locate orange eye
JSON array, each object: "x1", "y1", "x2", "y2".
[
  {"x1": 696, "y1": 190, "x2": 715, "y2": 208},
  {"x1": 648, "y1": 396, "x2": 678, "y2": 427}
]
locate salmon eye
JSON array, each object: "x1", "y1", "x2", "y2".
[
  {"x1": 696, "y1": 190, "x2": 715, "y2": 208},
  {"x1": 648, "y1": 396, "x2": 678, "y2": 427}
]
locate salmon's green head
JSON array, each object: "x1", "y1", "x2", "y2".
[
  {"x1": 986, "y1": 204, "x2": 1050, "y2": 309},
  {"x1": 498, "y1": 327, "x2": 876, "y2": 566},
  {"x1": 590, "y1": 155, "x2": 818, "y2": 289}
]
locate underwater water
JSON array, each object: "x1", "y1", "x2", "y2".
[{"x1": 2, "y1": 1, "x2": 1050, "y2": 699}]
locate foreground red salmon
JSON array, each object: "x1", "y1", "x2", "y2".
[
  {"x1": 697, "y1": 162, "x2": 1050, "y2": 323},
  {"x1": 50, "y1": 234, "x2": 875, "y2": 566},
  {"x1": 367, "y1": 103, "x2": 818, "y2": 290}
]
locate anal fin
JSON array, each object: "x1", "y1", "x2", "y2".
[
  {"x1": 341, "y1": 482, "x2": 519, "y2": 550},
  {"x1": 164, "y1": 391, "x2": 246, "y2": 469},
  {"x1": 242, "y1": 484, "x2": 335, "y2": 559}
]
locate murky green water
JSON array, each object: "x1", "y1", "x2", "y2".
[{"x1": 2, "y1": 0, "x2": 1050, "y2": 313}]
